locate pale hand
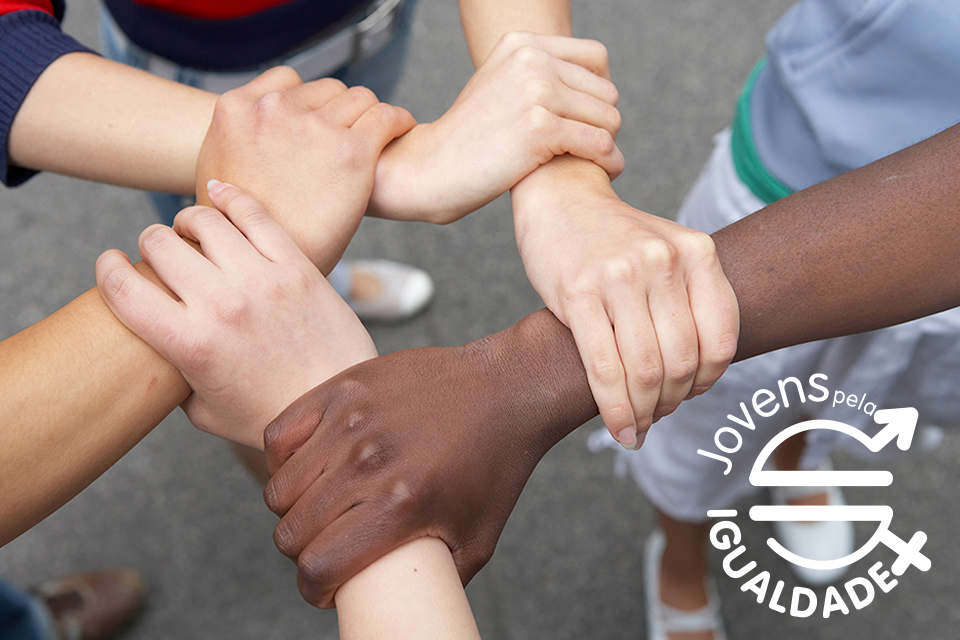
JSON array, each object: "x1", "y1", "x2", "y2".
[
  {"x1": 369, "y1": 32, "x2": 624, "y2": 224},
  {"x1": 512, "y1": 160, "x2": 739, "y2": 449},
  {"x1": 96, "y1": 184, "x2": 377, "y2": 448},
  {"x1": 195, "y1": 67, "x2": 416, "y2": 273}
]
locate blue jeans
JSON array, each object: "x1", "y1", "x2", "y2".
[
  {"x1": 98, "y1": 0, "x2": 418, "y2": 293},
  {"x1": 0, "y1": 580, "x2": 57, "y2": 640}
]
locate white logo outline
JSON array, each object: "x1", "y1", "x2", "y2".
[{"x1": 747, "y1": 408, "x2": 930, "y2": 576}]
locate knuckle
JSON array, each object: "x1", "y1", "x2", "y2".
[
  {"x1": 596, "y1": 43, "x2": 611, "y2": 73},
  {"x1": 584, "y1": 38, "x2": 611, "y2": 74},
  {"x1": 187, "y1": 206, "x2": 224, "y2": 230},
  {"x1": 591, "y1": 129, "x2": 617, "y2": 159},
  {"x1": 343, "y1": 409, "x2": 369, "y2": 435},
  {"x1": 334, "y1": 373, "x2": 373, "y2": 407},
  {"x1": 524, "y1": 76, "x2": 553, "y2": 106},
  {"x1": 262, "y1": 479, "x2": 284, "y2": 515},
  {"x1": 273, "y1": 518, "x2": 303, "y2": 558},
  {"x1": 705, "y1": 331, "x2": 740, "y2": 368},
  {"x1": 262, "y1": 420, "x2": 287, "y2": 456},
  {"x1": 513, "y1": 44, "x2": 546, "y2": 71},
  {"x1": 272, "y1": 65, "x2": 301, "y2": 86},
  {"x1": 631, "y1": 359, "x2": 664, "y2": 390},
  {"x1": 318, "y1": 77, "x2": 347, "y2": 93},
  {"x1": 348, "y1": 434, "x2": 395, "y2": 474},
  {"x1": 499, "y1": 30, "x2": 533, "y2": 54},
  {"x1": 232, "y1": 195, "x2": 269, "y2": 225},
  {"x1": 602, "y1": 78, "x2": 620, "y2": 106},
  {"x1": 640, "y1": 236, "x2": 679, "y2": 271},
  {"x1": 566, "y1": 270, "x2": 603, "y2": 299},
  {"x1": 98, "y1": 261, "x2": 133, "y2": 302},
  {"x1": 526, "y1": 104, "x2": 554, "y2": 134},
  {"x1": 379, "y1": 477, "x2": 418, "y2": 518},
  {"x1": 601, "y1": 402, "x2": 633, "y2": 428},
  {"x1": 606, "y1": 105, "x2": 622, "y2": 135},
  {"x1": 365, "y1": 102, "x2": 399, "y2": 134},
  {"x1": 601, "y1": 255, "x2": 637, "y2": 284},
  {"x1": 297, "y1": 548, "x2": 330, "y2": 586},
  {"x1": 348, "y1": 84, "x2": 379, "y2": 104},
  {"x1": 138, "y1": 224, "x2": 171, "y2": 255},
  {"x1": 679, "y1": 228, "x2": 719, "y2": 263},
  {"x1": 347, "y1": 85, "x2": 380, "y2": 109},
  {"x1": 655, "y1": 395, "x2": 683, "y2": 417},
  {"x1": 589, "y1": 356, "x2": 623, "y2": 386},
  {"x1": 254, "y1": 90, "x2": 286, "y2": 117},
  {"x1": 211, "y1": 90, "x2": 245, "y2": 123},
  {"x1": 209, "y1": 293, "x2": 251, "y2": 327},
  {"x1": 666, "y1": 354, "x2": 699, "y2": 385}
]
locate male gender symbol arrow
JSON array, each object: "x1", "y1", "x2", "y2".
[{"x1": 748, "y1": 408, "x2": 930, "y2": 574}]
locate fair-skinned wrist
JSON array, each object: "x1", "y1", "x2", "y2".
[{"x1": 510, "y1": 154, "x2": 615, "y2": 212}]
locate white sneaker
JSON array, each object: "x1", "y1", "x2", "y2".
[
  {"x1": 339, "y1": 259, "x2": 434, "y2": 322},
  {"x1": 769, "y1": 460, "x2": 855, "y2": 587},
  {"x1": 644, "y1": 529, "x2": 727, "y2": 640}
]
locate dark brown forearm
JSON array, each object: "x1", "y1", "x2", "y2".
[{"x1": 719, "y1": 122, "x2": 960, "y2": 360}]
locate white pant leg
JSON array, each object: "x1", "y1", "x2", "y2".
[{"x1": 608, "y1": 129, "x2": 960, "y2": 523}]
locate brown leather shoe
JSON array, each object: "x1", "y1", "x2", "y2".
[{"x1": 31, "y1": 568, "x2": 146, "y2": 640}]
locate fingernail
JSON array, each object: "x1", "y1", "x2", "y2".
[
  {"x1": 617, "y1": 427, "x2": 638, "y2": 450},
  {"x1": 207, "y1": 179, "x2": 226, "y2": 196},
  {"x1": 635, "y1": 431, "x2": 647, "y2": 449}
]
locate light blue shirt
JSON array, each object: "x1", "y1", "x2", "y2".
[{"x1": 751, "y1": 0, "x2": 960, "y2": 191}]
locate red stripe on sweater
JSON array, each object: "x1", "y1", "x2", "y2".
[
  {"x1": 0, "y1": 1, "x2": 55, "y2": 17},
  {"x1": 132, "y1": 0, "x2": 291, "y2": 20}
]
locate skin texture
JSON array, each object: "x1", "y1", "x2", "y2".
[
  {"x1": 10, "y1": 40, "x2": 621, "y2": 223},
  {"x1": 262, "y1": 121, "x2": 960, "y2": 609},
  {"x1": 263, "y1": 309, "x2": 596, "y2": 608},
  {"x1": 458, "y1": 0, "x2": 741, "y2": 450},
  {"x1": 97, "y1": 184, "x2": 380, "y2": 450}
]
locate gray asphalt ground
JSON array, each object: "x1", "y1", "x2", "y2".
[{"x1": 2, "y1": 1, "x2": 959, "y2": 639}]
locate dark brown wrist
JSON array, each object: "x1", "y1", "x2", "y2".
[{"x1": 466, "y1": 309, "x2": 598, "y2": 456}]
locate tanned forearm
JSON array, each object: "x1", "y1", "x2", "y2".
[{"x1": 0, "y1": 264, "x2": 188, "y2": 545}]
